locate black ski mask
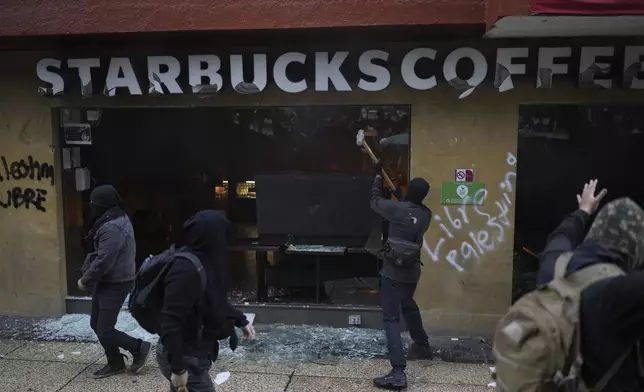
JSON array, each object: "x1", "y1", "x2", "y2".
[
  {"x1": 406, "y1": 178, "x2": 430, "y2": 205},
  {"x1": 89, "y1": 185, "x2": 122, "y2": 222}
]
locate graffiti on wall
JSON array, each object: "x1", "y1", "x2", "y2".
[
  {"x1": 0, "y1": 155, "x2": 53, "y2": 212},
  {"x1": 423, "y1": 152, "x2": 517, "y2": 272}
]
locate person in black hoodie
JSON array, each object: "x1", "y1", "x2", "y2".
[
  {"x1": 537, "y1": 180, "x2": 644, "y2": 392},
  {"x1": 370, "y1": 163, "x2": 433, "y2": 390},
  {"x1": 156, "y1": 210, "x2": 255, "y2": 392}
]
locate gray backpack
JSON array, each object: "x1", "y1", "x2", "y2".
[{"x1": 493, "y1": 253, "x2": 628, "y2": 392}]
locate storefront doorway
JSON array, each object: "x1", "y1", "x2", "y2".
[
  {"x1": 59, "y1": 105, "x2": 411, "y2": 307},
  {"x1": 512, "y1": 104, "x2": 644, "y2": 300}
]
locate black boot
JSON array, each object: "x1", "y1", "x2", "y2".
[
  {"x1": 374, "y1": 369, "x2": 407, "y2": 390},
  {"x1": 93, "y1": 354, "x2": 127, "y2": 379},
  {"x1": 408, "y1": 342, "x2": 433, "y2": 360},
  {"x1": 130, "y1": 340, "x2": 152, "y2": 374}
]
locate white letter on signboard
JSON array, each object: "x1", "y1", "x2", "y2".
[
  {"x1": 37, "y1": 58, "x2": 65, "y2": 95},
  {"x1": 579, "y1": 46, "x2": 614, "y2": 89},
  {"x1": 358, "y1": 50, "x2": 390, "y2": 92},
  {"x1": 230, "y1": 54, "x2": 268, "y2": 92},
  {"x1": 188, "y1": 55, "x2": 223, "y2": 92},
  {"x1": 401, "y1": 48, "x2": 437, "y2": 90},
  {"x1": 315, "y1": 52, "x2": 351, "y2": 92},
  {"x1": 495, "y1": 48, "x2": 528, "y2": 92},
  {"x1": 105, "y1": 58, "x2": 142, "y2": 96},
  {"x1": 443, "y1": 47, "x2": 488, "y2": 99},
  {"x1": 274, "y1": 52, "x2": 307, "y2": 93},
  {"x1": 148, "y1": 56, "x2": 183, "y2": 94}
]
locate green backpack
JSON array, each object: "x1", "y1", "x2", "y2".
[{"x1": 493, "y1": 253, "x2": 628, "y2": 392}]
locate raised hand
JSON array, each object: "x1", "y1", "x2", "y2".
[{"x1": 577, "y1": 179, "x2": 608, "y2": 215}]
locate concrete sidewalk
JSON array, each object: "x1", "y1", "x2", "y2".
[{"x1": 0, "y1": 339, "x2": 494, "y2": 392}]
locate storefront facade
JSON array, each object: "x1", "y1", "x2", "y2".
[
  {"x1": 1, "y1": 0, "x2": 644, "y2": 335},
  {"x1": 1, "y1": 32, "x2": 642, "y2": 335}
]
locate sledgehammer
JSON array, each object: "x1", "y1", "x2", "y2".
[{"x1": 356, "y1": 129, "x2": 396, "y2": 192}]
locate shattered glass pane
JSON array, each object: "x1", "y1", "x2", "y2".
[
  {"x1": 218, "y1": 324, "x2": 390, "y2": 365},
  {"x1": 286, "y1": 245, "x2": 346, "y2": 253},
  {"x1": 0, "y1": 313, "x2": 401, "y2": 363}
]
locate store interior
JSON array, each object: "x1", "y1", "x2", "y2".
[
  {"x1": 59, "y1": 105, "x2": 411, "y2": 305},
  {"x1": 512, "y1": 104, "x2": 644, "y2": 300}
]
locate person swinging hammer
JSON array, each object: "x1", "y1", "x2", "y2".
[{"x1": 370, "y1": 161, "x2": 433, "y2": 390}]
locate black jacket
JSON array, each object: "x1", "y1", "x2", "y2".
[
  {"x1": 370, "y1": 175, "x2": 431, "y2": 283},
  {"x1": 538, "y1": 210, "x2": 644, "y2": 392},
  {"x1": 80, "y1": 215, "x2": 136, "y2": 287},
  {"x1": 159, "y1": 210, "x2": 248, "y2": 374}
]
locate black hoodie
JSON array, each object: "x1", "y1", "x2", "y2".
[{"x1": 159, "y1": 210, "x2": 248, "y2": 374}]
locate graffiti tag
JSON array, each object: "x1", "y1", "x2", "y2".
[
  {"x1": 423, "y1": 152, "x2": 517, "y2": 272},
  {"x1": 0, "y1": 156, "x2": 54, "y2": 213}
]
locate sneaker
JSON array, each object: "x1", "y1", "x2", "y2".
[
  {"x1": 92, "y1": 360, "x2": 126, "y2": 379},
  {"x1": 374, "y1": 369, "x2": 407, "y2": 390},
  {"x1": 408, "y1": 342, "x2": 433, "y2": 360},
  {"x1": 130, "y1": 341, "x2": 152, "y2": 374}
]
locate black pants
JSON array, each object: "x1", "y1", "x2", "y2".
[
  {"x1": 157, "y1": 343, "x2": 215, "y2": 392},
  {"x1": 380, "y1": 276, "x2": 429, "y2": 371},
  {"x1": 90, "y1": 281, "x2": 141, "y2": 363}
]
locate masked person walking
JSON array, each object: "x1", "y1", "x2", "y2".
[
  {"x1": 370, "y1": 163, "x2": 432, "y2": 390},
  {"x1": 79, "y1": 185, "x2": 152, "y2": 378},
  {"x1": 156, "y1": 210, "x2": 255, "y2": 392}
]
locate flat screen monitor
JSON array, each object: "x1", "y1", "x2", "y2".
[{"x1": 255, "y1": 174, "x2": 377, "y2": 244}]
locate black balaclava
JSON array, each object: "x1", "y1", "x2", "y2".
[
  {"x1": 89, "y1": 185, "x2": 122, "y2": 222},
  {"x1": 406, "y1": 178, "x2": 430, "y2": 205}
]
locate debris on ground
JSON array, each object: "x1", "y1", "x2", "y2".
[
  {"x1": 213, "y1": 371, "x2": 231, "y2": 385},
  {"x1": 0, "y1": 313, "x2": 492, "y2": 364}
]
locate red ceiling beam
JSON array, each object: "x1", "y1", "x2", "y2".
[{"x1": 0, "y1": 0, "x2": 487, "y2": 37}]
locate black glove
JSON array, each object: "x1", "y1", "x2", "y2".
[{"x1": 373, "y1": 161, "x2": 383, "y2": 176}]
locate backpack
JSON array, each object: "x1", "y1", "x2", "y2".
[
  {"x1": 493, "y1": 252, "x2": 628, "y2": 392},
  {"x1": 128, "y1": 245, "x2": 207, "y2": 334}
]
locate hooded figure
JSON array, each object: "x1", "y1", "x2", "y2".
[
  {"x1": 538, "y1": 194, "x2": 644, "y2": 392},
  {"x1": 370, "y1": 170, "x2": 433, "y2": 390},
  {"x1": 156, "y1": 210, "x2": 252, "y2": 392},
  {"x1": 585, "y1": 197, "x2": 644, "y2": 271},
  {"x1": 79, "y1": 185, "x2": 151, "y2": 379},
  {"x1": 182, "y1": 210, "x2": 231, "y2": 294},
  {"x1": 85, "y1": 185, "x2": 127, "y2": 245},
  {"x1": 182, "y1": 211, "x2": 247, "y2": 348},
  {"x1": 405, "y1": 178, "x2": 430, "y2": 205},
  {"x1": 538, "y1": 197, "x2": 644, "y2": 285}
]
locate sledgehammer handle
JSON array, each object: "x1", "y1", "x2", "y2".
[{"x1": 361, "y1": 141, "x2": 396, "y2": 192}]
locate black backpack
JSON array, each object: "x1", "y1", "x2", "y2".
[{"x1": 128, "y1": 245, "x2": 207, "y2": 334}]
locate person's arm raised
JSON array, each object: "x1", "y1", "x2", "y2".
[{"x1": 537, "y1": 179, "x2": 607, "y2": 285}]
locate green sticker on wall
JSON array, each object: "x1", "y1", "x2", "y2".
[{"x1": 441, "y1": 182, "x2": 486, "y2": 205}]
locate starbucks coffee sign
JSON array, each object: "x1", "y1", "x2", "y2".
[{"x1": 37, "y1": 45, "x2": 644, "y2": 99}]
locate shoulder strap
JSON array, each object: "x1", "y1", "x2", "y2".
[
  {"x1": 175, "y1": 252, "x2": 208, "y2": 293},
  {"x1": 548, "y1": 252, "x2": 578, "y2": 298},
  {"x1": 593, "y1": 345, "x2": 632, "y2": 392},
  {"x1": 135, "y1": 261, "x2": 173, "y2": 303},
  {"x1": 554, "y1": 252, "x2": 574, "y2": 279},
  {"x1": 567, "y1": 263, "x2": 624, "y2": 290}
]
